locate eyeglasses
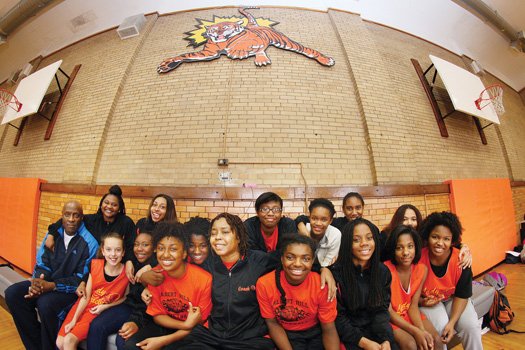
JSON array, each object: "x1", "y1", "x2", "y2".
[
  {"x1": 134, "y1": 243, "x2": 152, "y2": 248},
  {"x1": 259, "y1": 207, "x2": 282, "y2": 214}
]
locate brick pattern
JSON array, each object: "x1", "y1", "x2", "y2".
[
  {"x1": 36, "y1": 190, "x2": 450, "y2": 247},
  {"x1": 1, "y1": 8, "x2": 524, "y2": 188}
]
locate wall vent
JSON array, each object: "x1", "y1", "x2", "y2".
[{"x1": 117, "y1": 14, "x2": 146, "y2": 40}]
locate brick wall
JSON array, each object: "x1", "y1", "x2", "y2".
[
  {"x1": 1, "y1": 7, "x2": 524, "y2": 188},
  {"x1": 36, "y1": 190, "x2": 450, "y2": 247}
]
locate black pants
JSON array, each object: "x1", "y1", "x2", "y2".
[
  {"x1": 177, "y1": 324, "x2": 275, "y2": 350},
  {"x1": 5, "y1": 280, "x2": 77, "y2": 350},
  {"x1": 286, "y1": 324, "x2": 324, "y2": 350}
]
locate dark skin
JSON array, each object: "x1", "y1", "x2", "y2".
[{"x1": 26, "y1": 201, "x2": 83, "y2": 298}]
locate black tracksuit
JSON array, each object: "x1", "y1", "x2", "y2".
[
  {"x1": 179, "y1": 250, "x2": 278, "y2": 350},
  {"x1": 334, "y1": 262, "x2": 397, "y2": 350},
  {"x1": 244, "y1": 216, "x2": 297, "y2": 257},
  {"x1": 49, "y1": 212, "x2": 136, "y2": 261}
]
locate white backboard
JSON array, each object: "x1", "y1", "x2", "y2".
[
  {"x1": 1, "y1": 60, "x2": 63, "y2": 125},
  {"x1": 429, "y1": 55, "x2": 500, "y2": 125}
]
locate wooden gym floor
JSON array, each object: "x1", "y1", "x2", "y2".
[{"x1": 1, "y1": 263, "x2": 524, "y2": 349}]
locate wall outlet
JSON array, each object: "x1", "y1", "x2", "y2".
[
  {"x1": 219, "y1": 172, "x2": 232, "y2": 182},
  {"x1": 217, "y1": 158, "x2": 229, "y2": 166}
]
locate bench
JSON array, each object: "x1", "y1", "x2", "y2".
[{"x1": 0, "y1": 264, "x2": 28, "y2": 298}]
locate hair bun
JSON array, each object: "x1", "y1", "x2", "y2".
[{"x1": 108, "y1": 185, "x2": 122, "y2": 196}]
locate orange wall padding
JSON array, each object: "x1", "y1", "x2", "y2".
[
  {"x1": 0, "y1": 178, "x2": 44, "y2": 273},
  {"x1": 446, "y1": 178, "x2": 516, "y2": 276}
]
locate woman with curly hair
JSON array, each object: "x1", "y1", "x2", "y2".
[{"x1": 418, "y1": 212, "x2": 482, "y2": 350}]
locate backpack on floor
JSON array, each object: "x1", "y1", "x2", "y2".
[
  {"x1": 483, "y1": 271, "x2": 507, "y2": 291},
  {"x1": 483, "y1": 290, "x2": 525, "y2": 335}
]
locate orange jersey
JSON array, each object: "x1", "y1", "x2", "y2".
[
  {"x1": 256, "y1": 270, "x2": 336, "y2": 331},
  {"x1": 59, "y1": 259, "x2": 128, "y2": 340},
  {"x1": 87, "y1": 259, "x2": 129, "y2": 307},
  {"x1": 147, "y1": 263, "x2": 212, "y2": 323},
  {"x1": 420, "y1": 247, "x2": 462, "y2": 303},
  {"x1": 385, "y1": 261, "x2": 426, "y2": 327},
  {"x1": 262, "y1": 226, "x2": 279, "y2": 252}
]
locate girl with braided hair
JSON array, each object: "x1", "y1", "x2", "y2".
[
  {"x1": 256, "y1": 234, "x2": 339, "y2": 350},
  {"x1": 334, "y1": 218, "x2": 398, "y2": 350}
]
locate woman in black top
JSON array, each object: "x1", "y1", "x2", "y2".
[
  {"x1": 135, "y1": 193, "x2": 177, "y2": 233},
  {"x1": 334, "y1": 218, "x2": 397, "y2": 350},
  {"x1": 46, "y1": 185, "x2": 135, "y2": 260}
]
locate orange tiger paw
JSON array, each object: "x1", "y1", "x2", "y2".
[
  {"x1": 253, "y1": 52, "x2": 271, "y2": 66},
  {"x1": 157, "y1": 58, "x2": 183, "y2": 73}
]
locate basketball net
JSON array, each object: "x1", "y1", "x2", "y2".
[
  {"x1": 0, "y1": 88, "x2": 22, "y2": 117},
  {"x1": 475, "y1": 84, "x2": 504, "y2": 116}
]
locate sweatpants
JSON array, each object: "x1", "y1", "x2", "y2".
[
  {"x1": 5, "y1": 280, "x2": 77, "y2": 350},
  {"x1": 421, "y1": 298, "x2": 483, "y2": 350},
  {"x1": 286, "y1": 324, "x2": 323, "y2": 350},
  {"x1": 176, "y1": 324, "x2": 275, "y2": 350}
]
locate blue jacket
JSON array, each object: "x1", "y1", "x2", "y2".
[{"x1": 34, "y1": 222, "x2": 99, "y2": 293}]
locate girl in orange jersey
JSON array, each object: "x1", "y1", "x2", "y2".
[
  {"x1": 381, "y1": 205, "x2": 472, "y2": 269},
  {"x1": 56, "y1": 232, "x2": 129, "y2": 350},
  {"x1": 125, "y1": 222, "x2": 212, "y2": 350},
  {"x1": 256, "y1": 234, "x2": 339, "y2": 350},
  {"x1": 384, "y1": 225, "x2": 442, "y2": 350},
  {"x1": 418, "y1": 212, "x2": 481, "y2": 350}
]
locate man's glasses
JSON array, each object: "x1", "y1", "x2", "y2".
[{"x1": 259, "y1": 207, "x2": 282, "y2": 214}]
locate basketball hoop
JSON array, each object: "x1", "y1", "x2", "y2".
[
  {"x1": 0, "y1": 88, "x2": 22, "y2": 115},
  {"x1": 475, "y1": 84, "x2": 504, "y2": 116}
]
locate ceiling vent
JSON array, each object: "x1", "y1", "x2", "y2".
[{"x1": 117, "y1": 14, "x2": 146, "y2": 40}]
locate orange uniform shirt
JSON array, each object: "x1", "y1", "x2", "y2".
[
  {"x1": 147, "y1": 263, "x2": 213, "y2": 323},
  {"x1": 59, "y1": 259, "x2": 128, "y2": 339},
  {"x1": 256, "y1": 270, "x2": 336, "y2": 331},
  {"x1": 385, "y1": 261, "x2": 426, "y2": 328},
  {"x1": 262, "y1": 226, "x2": 279, "y2": 252},
  {"x1": 420, "y1": 247, "x2": 462, "y2": 303}
]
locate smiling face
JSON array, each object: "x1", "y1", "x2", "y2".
[
  {"x1": 281, "y1": 243, "x2": 314, "y2": 286},
  {"x1": 133, "y1": 233, "x2": 154, "y2": 264},
  {"x1": 188, "y1": 234, "x2": 209, "y2": 265},
  {"x1": 343, "y1": 196, "x2": 364, "y2": 221},
  {"x1": 394, "y1": 233, "x2": 416, "y2": 267},
  {"x1": 309, "y1": 206, "x2": 333, "y2": 238},
  {"x1": 427, "y1": 225, "x2": 453, "y2": 263},
  {"x1": 101, "y1": 194, "x2": 120, "y2": 222},
  {"x1": 156, "y1": 236, "x2": 187, "y2": 277},
  {"x1": 150, "y1": 196, "x2": 168, "y2": 223},
  {"x1": 210, "y1": 217, "x2": 240, "y2": 263},
  {"x1": 402, "y1": 208, "x2": 418, "y2": 229},
  {"x1": 102, "y1": 237, "x2": 125, "y2": 267},
  {"x1": 352, "y1": 223, "x2": 375, "y2": 268},
  {"x1": 257, "y1": 200, "x2": 283, "y2": 232}
]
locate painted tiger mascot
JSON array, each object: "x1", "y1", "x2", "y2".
[{"x1": 157, "y1": 7, "x2": 335, "y2": 73}]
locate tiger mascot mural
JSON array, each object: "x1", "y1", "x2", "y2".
[{"x1": 157, "y1": 7, "x2": 335, "y2": 73}]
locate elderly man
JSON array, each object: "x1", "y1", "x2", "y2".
[{"x1": 5, "y1": 200, "x2": 99, "y2": 350}]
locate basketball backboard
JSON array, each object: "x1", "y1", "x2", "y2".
[
  {"x1": 429, "y1": 55, "x2": 500, "y2": 125},
  {"x1": 1, "y1": 60, "x2": 63, "y2": 125}
]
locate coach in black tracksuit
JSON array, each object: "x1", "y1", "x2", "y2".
[{"x1": 178, "y1": 213, "x2": 278, "y2": 350}]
